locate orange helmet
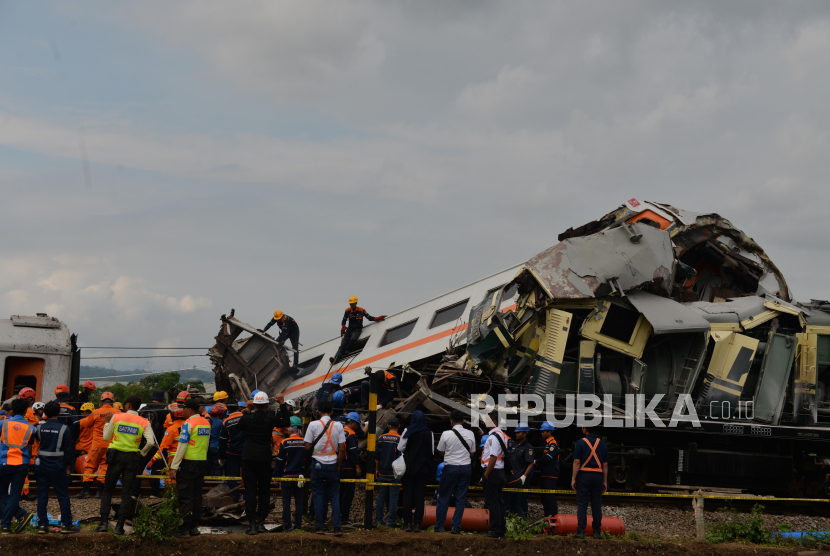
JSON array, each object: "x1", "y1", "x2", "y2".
[
  {"x1": 18, "y1": 388, "x2": 36, "y2": 400},
  {"x1": 83, "y1": 380, "x2": 96, "y2": 390},
  {"x1": 167, "y1": 403, "x2": 183, "y2": 418},
  {"x1": 176, "y1": 391, "x2": 190, "y2": 401},
  {"x1": 55, "y1": 384, "x2": 70, "y2": 395},
  {"x1": 210, "y1": 403, "x2": 227, "y2": 416},
  {"x1": 100, "y1": 391, "x2": 115, "y2": 403}
]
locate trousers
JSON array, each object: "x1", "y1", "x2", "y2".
[
  {"x1": 83, "y1": 445, "x2": 108, "y2": 483},
  {"x1": 285, "y1": 333, "x2": 300, "y2": 367},
  {"x1": 177, "y1": 460, "x2": 206, "y2": 531},
  {"x1": 241, "y1": 460, "x2": 272, "y2": 523},
  {"x1": 541, "y1": 477, "x2": 559, "y2": 517},
  {"x1": 401, "y1": 466, "x2": 430, "y2": 529},
  {"x1": 281, "y1": 475, "x2": 304, "y2": 529},
  {"x1": 224, "y1": 453, "x2": 242, "y2": 500},
  {"x1": 0, "y1": 464, "x2": 28, "y2": 529},
  {"x1": 311, "y1": 461, "x2": 340, "y2": 530},
  {"x1": 340, "y1": 467, "x2": 357, "y2": 523},
  {"x1": 100, "y1": 449, "x2": 139, "y2": 520},
  {"x1": 505, "y1": 474, "x2": 528, "y2": 519},
  {"x1": 375, "y1": 477, "x2": 400, "y2": 526},
  {"x1": 482, "y1": 468, "x2": 506, "y2": 535},
  {"x1": 35, "y1": 465, "x2": 73, "y2": 526},
  {"x1": 576, "y1": 472, "x2": 603, "y2": 532},
  {"x1": 334, "y1": 328, "x2": 361, "y2": 361},
  {"x1": 434, "y1": 464, "x2": 471, "y2": 532},
  {"x1": 133, "y1": 446, "x2": 161, "y2": 497}
]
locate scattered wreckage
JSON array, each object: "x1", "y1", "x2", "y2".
[{"x1": 210, "y1": 200, "x2": 830, "y2": 496}]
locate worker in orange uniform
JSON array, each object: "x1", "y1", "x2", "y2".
[
  {"x1": 78, "y1": 380, "x2": 96, "y2": 405},
  {"x1": 17, "y1": 388, "x2": 39, "y2": 425},
  {"x1": 75, "y1": 403, "x2": 95, "y2": 453},
  {"x1": 330, "y1": 296, "x2": 386, "y2": 363},
  {"x1": 73, "y1": 391, "x2": 116, "y2": 499},
  {"x1": 272, "y1": 426, "x2": 287, "y2": 457},
  {"x1": 150, "y1": 403, "x2": 185, "y2": 470}
]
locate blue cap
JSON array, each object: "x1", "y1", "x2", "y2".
[
  {"x1": 331, "y1": 372, "x2": 342, "y2": 385},
  {"x1": 437, "y1": 462, "x2": 444, "y2": 481},
  {"x1": 251, "y1": 389, "x2": 261, "y2": 399},
  {"x1": 540, "y1": 421, "x2": 556, "y2": 431},
  {"x1": 333, "y1": 390, "x2": 345, "y2": 407},
  {"x1": 205, "y1": 406, "x2": 213, "y2": 414},
  {"x1": 346, "y1": 412, "x2": 361, "y2": 423},
  {"x1": 479, "y1": 434, "x2": 489, "y2": 448},
  {"x1": 238, "y1": 401, "x2": 247, "y2": 408},
  {"x1": 515, "y1": 423, "x2": 531, "y2": 433}
]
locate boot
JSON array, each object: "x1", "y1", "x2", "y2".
[
  {"x1": 113, "y1": 517, "x2": 127, "y2": 536},
  {"x1": 246, "y1": 519, "x2": 258, "y2": 535},
  {"x1": 593, "y1": 530, "x2": 602, "y2": 539},
  {"x1": 257, "y1": 522, "x2": 267, "y2": 533},
  {"x1": 95, "y1": 484, "x2": 103, "y2": 498},
  {"x1": 72, "y1": 483, "x2": 91, "y2": 499},
  {"x1": 572, "y1": 529, "x2": 585, "y2": 539},
  {"x1": 94, "y1": 518, "x2": 109, "y2": 533},
  {"x1": 189, "y1": 528, "x2": 201, "y2": 536}
]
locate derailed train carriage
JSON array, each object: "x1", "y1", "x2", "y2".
[{"x1": 213, "y1": 199, "x2": 830, "y2": 497}]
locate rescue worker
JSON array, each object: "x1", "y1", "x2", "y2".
[
  {"x1": 134, "y1": 390, "x2": 168, "y2": 499},
  {"x1": 273, "y1": 416, "x2": 306, "y2": 531},
  {"x1": 570, "y1": 427, "x2": 609, "y2": 540},
  {"x1": 434, "y1": 410, "x2": 475, "y2": 534},
  {"x1": 164, "y1": 390, "x2": 191, "y2": 428},
  {"x1": 260, "y1": 310, "x2": 301, "y2": 369},
  {"x1": 304, "y1": 400, "x2": 346, "y2": 534},
  {"x1": 272, "y1": 425, "x2": 287, "y2": 459},
  {"x1": 374, "y1": 418, "x2": 401, "y2": 527},
  {"x1": 537, "y1": 421, "x2": 560, "y2": 517},
  {"x1": 113, "y1": 402, "x2": 124, "y2": 412},
  {"x1": 313, "y1": 372, "x2": 343, "y2": 412},
  {"x1": 18, "y1": 388, "x2": 39, "y2": 425},
  {"x1": 54, "y1": 385, "x2": 76, "y2": 428},
  {"x1": 237, "y1": 391, "x2": 292, "y2": 535},
  {"x1": 213, "y1": 390, "x2": 229, "y2": 404},
  {"x1": 75, "y1": 403, "x2": 95, "y2": 454},
  {"x1": 78, "y1": 380, "x2": 96, "y2": 405},
  {"x1": 207, "y1": 404, "x2": 227, "y2": 476},
  {"x1": 505, "y1": 423, "x2": 535, "y2": 519},
  {"x1": 0, "y1": 398, "x2": 36, "y2": 534},
  {"x1": 149, "y1": 403, "x2": 185, "y2": 472},
  {"x1": 481, "y1": 415, "x2": 508, "y2": 539},
  {"x1": 330, "y1": 296, "x2": 386, "y2": 363},
  {"x1": 339, "y1": 412, "x2": 362, "y2": 525},
  {"x1": 95, "y1": 395, "x2": 155, "y2": 535},
  {"x1": 360, "y1": 370, "x2": 397, "y2": 409},
  {"x1": 169, "y1": 399, "x2": 211, "y2": 538},
  {"x1": 74, "y1": 391, "x2": 117, "y2": 499},
  {"x1": 218, "y1": 401, "x2": 246, "y2": 501},
  {"x1": 34, "y1": 401, "x2": 77, "y2": 533},
  {"x1": 32, "y1": 402, "x2": 46, "y2": 423}
]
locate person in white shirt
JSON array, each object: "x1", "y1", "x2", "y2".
[
  {"x1": 303, "y1": 400, "x2": 346, "y2": 533},
  {"x1": 433, "y1": 410, "x2": 475, "y2": 534},
  {"x1": 481, "y1": 415, "x2": 509, "y2": 539}
]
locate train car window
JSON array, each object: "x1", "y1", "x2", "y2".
[
  {"x1": 429, "y1": 300, "x2": 469, "y2": 329},
  {"x1": 379, "y1": 320, "x2": 418, "y2": 347},
  {"x1": 294, "y1": 355, "x2": 323, "y2": 378}
]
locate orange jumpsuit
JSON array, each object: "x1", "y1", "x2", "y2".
[
  {"x1": 153, "y1": 419, "x2": 185, "y2": 465},
  {"x1": 272, "y1": 427, "x2": 287, "y2": 456},
  {"x1": 79, "y1": 404, "x2": 115, "y2": 483}
]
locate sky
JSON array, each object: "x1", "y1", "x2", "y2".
[{"x1": 1, "y1": 1, "x2": 830, "y2": 371}]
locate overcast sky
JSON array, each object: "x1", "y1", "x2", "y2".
[{"x1": 1, "y1": 1, "x2": 829, "y2": 371}]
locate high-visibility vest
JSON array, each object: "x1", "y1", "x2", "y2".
[
  {"x1": 312, "y1": 419, "x2": 337, "y2": 458},
  {"x1": 0, "y1": 418, "x2": 35, "y2": 465},
  {"x1": 180, "y1": 415, "x2": 210, "y2": 461},
  {"x1": 108, "y1": 413, "x2": 149, "y2": 453},
  {"x1": 272, "y1": 427, "x2": 287, "y2": 456},
  {"x1": 578, "y1": 437, "x2": 603, "y2": 472},
  {"x1": 481, "y1": 429, "x2": 508, "y2": 466}
]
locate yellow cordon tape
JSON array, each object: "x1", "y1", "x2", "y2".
[{"x1": 67, "y1": 474, "x2": 828, "y2": 502}]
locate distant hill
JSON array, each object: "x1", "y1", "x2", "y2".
[{"x1": 80, "y1": 365, "x2": 215, "y2": 384}]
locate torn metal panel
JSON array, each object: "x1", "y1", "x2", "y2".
[
  {"x1": 626, "y1": 290, "x2": 710, "y2": 334},
  {"x1": 794, "y1": 333, "x2": 818, "y2": 425},
  {"x1": 580, "y1": 300, "x2": 652, "y2": 358},
  {"x1": 752, "y1": 331, "x2": 797, "y2": 425},
  {"x1": 695, "y1": 332, "x2": 759, "y2": 416},
  {"x1": 523, "y1": 224, "x2": 675, "y2": 300}
]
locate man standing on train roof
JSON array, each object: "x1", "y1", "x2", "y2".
[
  {"x1": 571, "y1": 426, "x2": 608, "y2": 540},
  {"x1": 330, "y1": 296, "x2": 386, "y2": 363},
  {"x1": 259, "y1": 310, "x2": 300, "y2": 369}
]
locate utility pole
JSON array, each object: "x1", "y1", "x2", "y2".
[{"x1": 363, "y1": 369, "x2": 380, "y2": 529}]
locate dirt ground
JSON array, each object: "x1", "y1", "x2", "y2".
[{"x1": 0, "y1": 529, "x2": 805, "y2": 556}]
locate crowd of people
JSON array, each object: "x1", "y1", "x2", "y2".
[{"x1": 0, "y1": 380, "x2": 609, "y2": 540}]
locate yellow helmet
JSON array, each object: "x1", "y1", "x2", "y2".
[
  {"x1": 348, "y1": 296, "x2": 358, "y2": 304},
  {"x1": 273, "y1": 310, "x2": 284, "y2": 320},
  {"x1": 113, "y1": 402, "x2": 124, "y2": 411},
  {"x1": 213, "y1": 391, "x2": 229, "y2": 402},
  {"x1": 80, "y1": 402, "x2": 95, "y2": 412}
]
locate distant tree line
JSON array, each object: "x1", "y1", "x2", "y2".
[{"x1": 86, "y1": 371, "x2": 205, "y2": 404}]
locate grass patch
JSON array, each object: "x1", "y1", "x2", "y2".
[{"x1": 132, "y1": 485, "x2": 182, "y2": 541}]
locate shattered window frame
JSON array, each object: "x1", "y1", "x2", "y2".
[
  {"x1": 294, "y1": 355, "x2": 323, "y2": 378},
  {"x1": 379, "y1": 319, "x2": 419, "y2": 347},
  {"x1": 429, "y1": 299, "x2": 469, "y2": 329}
]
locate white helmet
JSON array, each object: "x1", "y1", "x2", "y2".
[
  {"x1": 285, "y1": 399, "x2": 296, "y2": 408},
  {"x1": 252, "y1": 391, "x2": 269, "y2": 405},
  {"x1": 32, "y1": 402, "x2": 46, "y2": 411}
]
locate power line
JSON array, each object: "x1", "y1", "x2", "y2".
[
  {"x1": 82, "y1": 355, "x2": 210, "y2": 359},
  {"x1": 80, "y1": 347, "x2": 209, "y2": 350}
]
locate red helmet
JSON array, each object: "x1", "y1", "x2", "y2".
[
  {"x1": 167, "y1": 403, "x2": 183, "y2": 418},
  {"x1": 18, "y1": 388, "x2": 36, "y2": 400},
  {"x1": 176, "y1": 391, "x2": 190, "y2": 401},
  {"x1": 55, "y1": 384, "x2": 69, "y2": 395},
  {"x1": 210, "y1": 403, "x2": 227, "y2": 416},
  {"x1": 83, "y1": 380, "x2": 96, "y2": 390},
  {"x1": 100, "y1": 391, "x2": 115, "y2": 403}
]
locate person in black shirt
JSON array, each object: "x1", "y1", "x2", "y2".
[
  {"x1": 273, "y1": 416, "x2": 306, "y2": 531},
  {"x1": 260, "y1": 310, "x2": 300, "y2": 368},
  {"x1": 330, "y1": 296, "x2": 386, "y2": 362},
  {"x1": 505, "y1": 423, "x2": 535, "y2": 519},
  {"x1": 536, "y1": 421, "x2": 560, "y2": 517},
  {"x1": 374, "y1": 418, "x2": 401, "y2": 527},
  {"x1": 339, "y1": 412, "x2": 362, "y2": 525},
  {"x1": 237, "y1": 391, "x2": 292, "y2": 535}
]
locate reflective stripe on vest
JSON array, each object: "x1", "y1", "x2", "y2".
[
  {"x1": 1, "y1": 421, "x2": 34, "y2": 450},
  {"x1": 37, "y1": 424, "x2": 68, "y2": 457},
  {"x1": 1, "y1": 420, "x2": 34, "y2": 464},
  {"x1": 578, "y1": 437, "x2": 603, "y2": 472},
  {"x1": 109, "y1": 413, "x2": 149, "y2": 452},
  {"x1": 312, "y1": 419, "x2": 336, "y2": 457},
  {"x1": 183, "y1": 415, "x2": 210, "y2": 461},
  {"x1": 481, "y1": 430, "x2": 507, "y2": 466}
]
